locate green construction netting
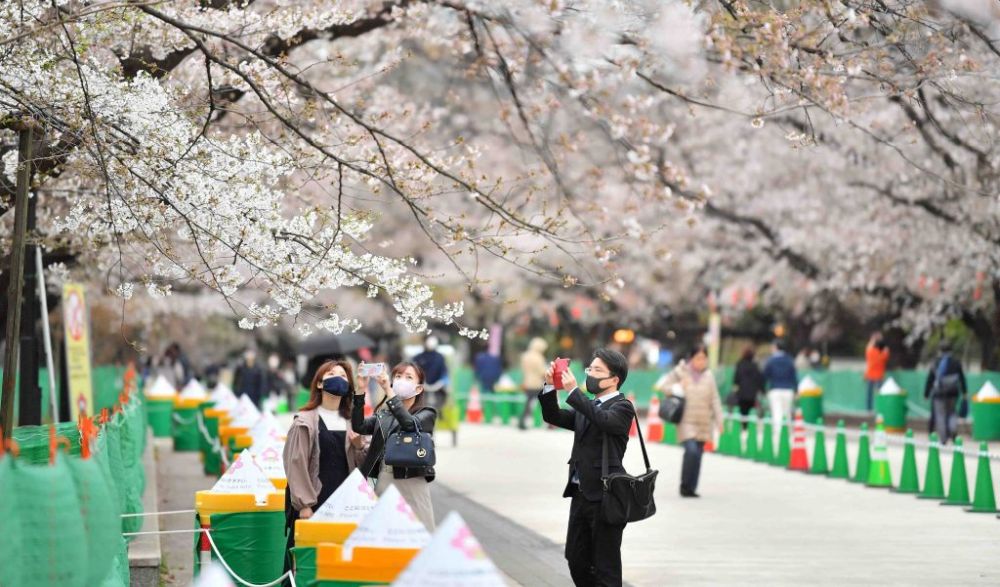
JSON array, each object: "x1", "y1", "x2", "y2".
[
  {"x1": 0, "y1": 365, "x2": 125, "y2": 426},
  {"x1": 193, "y1": 511, "x2": 287, "y2": 584},
  {"x1": 2, "y1": 392, "x2": 145, "y2": 587},
  {"x1": 12, "y1": 454, "x2": 89, "y2": 587}
]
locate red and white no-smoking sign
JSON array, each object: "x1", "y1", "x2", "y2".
[{"x1": 66, "y1": 289, "x2": 85, "y2": 341}]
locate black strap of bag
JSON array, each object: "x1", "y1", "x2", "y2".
[{"x1": 601, "y1": 411, "x2": 658, "y2": 525}]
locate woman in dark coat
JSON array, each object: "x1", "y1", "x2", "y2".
[{"x1": 733, "y1": 345, "x2": 765, "y2": 430}]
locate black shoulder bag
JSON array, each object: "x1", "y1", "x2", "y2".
[
  {"x1": 659, "y1": 394, "x2": 685, "y2": 424},
  {"x1": 601, "y1": 415, "x2": 658, "y2": 525},
  {"x1": 384, "y1": 417, "x2": 436, "y2": 468}
]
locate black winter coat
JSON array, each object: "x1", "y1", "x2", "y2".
[
  {"x1": 733, "y1": 358, "x2": 765, "y2": 402},
  {"x1": 352, "y1": 394, "x2": 437, "y2": 481}
]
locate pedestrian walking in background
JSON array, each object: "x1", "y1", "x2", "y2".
[
  {"x1": 538, "y1": 348, "x2": 634, "y2": 586},
  {"x1": 661, "y1": 346, "x2": 723, "y2": 498},
  {"x1": 732, "y1": 345, "x2": 765, "y2": 430},
  {"x1": 763, "y1": 340, "x2": 798, "y2": 439},
  {"x1": 354, "y1": 362, "x2": 438, "y2": 530},
  {"x1": 473, "y1": 347, "x2": 503, "y2": 394},
  {"x1": 864, "y1": 332, "x2": 890, "y2": 412},
  {"x1": 282, "y1": 360, "x2": 367, "y2": 570},
  {"x1": 233, "y1": 348, "x2": 269, "y2": 407},
  {"x1": 157, "y1": 342, "x2": 193, "y2": 390},
  {"x1": 924, "y1": 342, "x2": 967, "y2": 444},
  {"x1": 518, "y1": 337, "x2": 549, "y2": 430},
  {"x1": 413, "y1": 335, "x2": 448, "y2": 409}
]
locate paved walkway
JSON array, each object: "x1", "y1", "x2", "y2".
[{"x1": 434, "y1": 424, "x2": 1000, "y2": 586}]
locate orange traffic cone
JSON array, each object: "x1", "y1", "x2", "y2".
[
  {"x1": 646, "y1": 394, "x2": 664, "y2": 442},
  {"x1": 627, "y1": 393, "x2": 638, "y2": 438},
  {"x1": 465, "y1": 386, "x2": 483, "y2": 423},
  {"x1": 788, "y1": 409, "x2": 809, "y2": 471}
]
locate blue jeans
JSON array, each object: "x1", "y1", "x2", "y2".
[
  {"x1": 681, "y1": 440, "x2": 705, "y2": 494},
  {"x1": 865, "y1": 379, "x2": 882, "y2": 412}
]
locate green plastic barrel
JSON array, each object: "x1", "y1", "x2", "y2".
[
  {"x1": 498, "y1": 395, "x2": 514, "y2": 425},
  {"x1": 291, "y1": 546, "x2": 317, "y2": 586},
  {"x1": 172, "y1": 401, "x2": 203, "y2": 452},
  {"x1": 199, "y1": 404, "x2": 223, "y2": 476},
  {"x1": 456, "y1": 396, "x2": 468, "y2": 421},
  {"x1": 145, "y1": 397, "x2": 174, "y2": 438},
  {"x1": 533, "y1": 401, "x2": 544, "y2": 428},
  {"x1": 482, "y1": 396, "x2": 495, "y2": 424},
  {"x1": 194, "y1": 510, "x2": 285, "y2": 584},
  {"x1": 971, "y1": 400, "x2": 1000, "y2": 441},
  {"x1": 798, "y1": 394, "x2": 823, "y2": 424},
  {"x1": 875, "y1": 394, "x2": 908, "y2": 431}
]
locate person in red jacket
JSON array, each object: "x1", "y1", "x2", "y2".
[{"x1": 864, "y1": 332, "x2": 890, "y2": 412}]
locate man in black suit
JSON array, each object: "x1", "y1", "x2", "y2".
[{"x1": 539, "y1": 348, "x2": 635, "y2": 587}]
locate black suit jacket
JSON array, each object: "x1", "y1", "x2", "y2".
[{"x1": 539, "y1": 387, "x2": 636, "y2": 501}]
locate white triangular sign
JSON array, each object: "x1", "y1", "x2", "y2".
[
  {"x1": 312, "y1": 469, "x2": 378, "y2": 523},
  {"x1": 180, "y1": 379, "x2": 208, "y2": 400},
  {"x1": 212, "y1": 449, "x2": 276, "y2": 497},
  {"x1": 145, "y1": 375, "x2": 176, "y2": 397},
  {"x1": 252, "y1": 441, "x2": 286, "y2": 480},
  {"x1": 392, "y1": 512, "x2": 505, "y2": 586},
  {"x1": 879, "y1": 377, "x2": 903, "y2": 395},
  {"x1": 211, "y1": 383, "x2": 237, "y2": 407},
  {"x1": 976, "y1": 381, "x2": 1000, "y2": 400},
  {"x1": 797, "y1": 375, "x2": 819, "y2": 392},
  {"x1": 343, "y1": 485, "x2": 430, "y2": 554},
  {"x1": 249, "y1": 412, "x2": 284, "y2": 448},
  {"x1": 230, "y1": 395, "x2": 262, "y2": 428}
]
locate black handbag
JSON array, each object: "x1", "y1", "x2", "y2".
[
  {"x1": 384, "y1": 419, "x2": 436, "y2": 468},
  {"x1": 601, "y1": 415, "x2": 658, "y2": 525},
  {"x1": 659, "y1": 395, "x2": 685, "y2": 424}
]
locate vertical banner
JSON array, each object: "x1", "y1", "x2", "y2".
[
  {"x1": 708, "y1": 311, "x2": 722, "y2": 370},
  {"x1": 62, "y1": 282, "x2": 94, "y2": 421}
]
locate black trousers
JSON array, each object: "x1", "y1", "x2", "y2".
[
  {"x1": 566, "y1": 489, "x2": 626, "y2": 587},
  {"x1": 681, "y1": 440, "x2": 705, "y2": 493}
]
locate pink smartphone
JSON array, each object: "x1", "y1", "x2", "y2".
[{"x1": 553, "y1": 358, "x2": 570, "y2": 390}]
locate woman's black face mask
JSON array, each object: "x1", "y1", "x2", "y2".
[{"x1": 322, "y1": 376, "x2": 351, "y2": 397}]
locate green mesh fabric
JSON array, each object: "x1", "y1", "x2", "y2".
[
  {"x1": 0, "y1": 457, "x2": 24, "y2": 587},
  {"x1": 98, "y1": 537, "x2": 130, "y2": 587},
  {"x1": 12, "y1": 422, "x2": 81, "y2": 465},
  {"x1": 172, "y1": 406, "x2": 201, "y2": 451},
  {"x1": 114, "y1": 408, "x2": 145, "y2": 534},
  {"x1": 66, "y1": 456, "x2": 121, "y2": 585},
  {"x1": 13, "y1": 455, "x2": 88, "y2": 587}
]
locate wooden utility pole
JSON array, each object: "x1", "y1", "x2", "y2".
[{"x1": 1, "y1": 124, "x2": 34, "y2": 439}]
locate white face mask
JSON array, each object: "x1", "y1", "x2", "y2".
[{"x1": 393, "y1": 378, "x2": 421, "y2": 400}]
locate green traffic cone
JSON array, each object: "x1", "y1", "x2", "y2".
[
  {"x1": 893, "y1": 430, "x2": 920, "y2": 494},
  {"x1": 757, "y1": 420, "x2": 774, "y2": 464},
  {"x1": 718, "y1": 411, "x2": 733, "y2": 455},
  {"x1": 829, "y1": 420, "x2": 850, "y2": 479},
  {"x1": 942, "y1": 437, "x2": 971, "y2": 506},
  {"x1": 745, "y1": 416, "x2": 759, "y2": 460},
  {"x1": 918, "y1": 433, "x2": 946, "y2": 500},
  {"x1": 809, "y1": 419, "x2": 829, "y2": 475},
  {"x1": 866, "y1": 418, "x2": 893, "y2": 488},
  {"x1": 965, "y1": 442, "x2": 996, "y2": 513},
  {"x1": 851, "y1": 423, "x2": 871, "y2": 484},
  {"x1": 774, "y1": 419, "x2": 791, "y2": 467},
  {"x1": 532, "y1": 401, "x2": 543, "y2": 428},
  {"x1": 664, "y1": 422, "x2": 677, "y2": 445},
  {"x1": 483, "y1": 396, "x2": 495, "y2": 423}
]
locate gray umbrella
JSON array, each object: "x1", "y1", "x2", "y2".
[{"x1": 296, "y1": 332, "x2": 376, "y2": 357}]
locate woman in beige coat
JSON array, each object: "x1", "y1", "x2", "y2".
[
  {"x1": 282, "y1": 360, "x2": 367, "y2": 564},
  {"x1": 658, "y1": 345, "x2": 723, "y2": 498}
]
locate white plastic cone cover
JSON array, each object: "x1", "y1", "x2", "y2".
[
  {"x1": 249, "y1": 412, "x2": 284, "y2": 447},
  {"x1": 252, "y1": 441, "x2": 286, "y2": 480},
  {"x1": 797, "y1": 375, "x2": 819, "y2": 392},
  {"x1": 212, "y1": 449, "x2": 276, "y2": 497},
  {"x1": 392, "y1": 512, "x2": 505, "y2": 587},
  {"x1": 343, "y1": 485, "x2": 431, "y2": 555},
  {"x1": 190, "y1": 562, "x2": 235, "y2": 587},
  {"x1": 211, "y1": 383, "x2": 237, "y2": 406},
  {"x1": 180, "y1": 379, "x2": 208, "y2": 399},
  {"x1": 976, "y1": 380, "x2": 1000, "y2": 400},
  {"x1": 146, "y1": 375, "x2": 176, "y2": 397},
  {"x1": 311, "y1": 469, "x2": 378, "y2": 523},
  {"x1": 879, "y1": 377, "x2": 903, "y2": 395},
  {"x1": 230, "y1": 394, "x2": 262, "y2": 428}
]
